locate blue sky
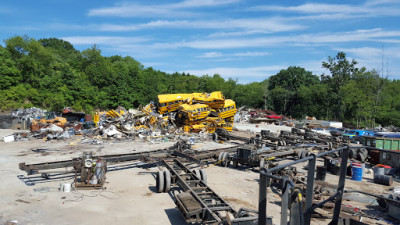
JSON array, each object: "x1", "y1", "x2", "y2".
[{"x1": 1, "y1": 0, "x2": 399, "y2": 83}]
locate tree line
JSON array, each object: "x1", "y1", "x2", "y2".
[{"x1": 0, "y1": 36, "x2": 399, "y2": 127}]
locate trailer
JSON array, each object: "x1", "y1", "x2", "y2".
[{"x1": 157, "y1": 159, "x2": 270, "y2": 224}]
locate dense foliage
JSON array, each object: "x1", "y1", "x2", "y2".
[{"x1": 1, "y1": 36, "x2": 399, "y2": 127}]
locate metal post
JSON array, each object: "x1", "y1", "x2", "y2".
[
  {"x1": 304, "y1": 154, "x2": 316, "y2": 224},
  {"x1": 331, "y1": 146, "x2": 349, "y2": 224},
  {"x1": 259, "y1": 168, "x2": 268, "y2": 225},
  {"x1": 281, "y1": 178, "x2": 290, "y2": 225}
]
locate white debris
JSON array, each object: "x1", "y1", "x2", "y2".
[
  {"x1": 48, "y1": 124, "x2": 64, "y2": 132},
  {"x1": 3, "y1": 135, "x2": 15, "y2": 142}
]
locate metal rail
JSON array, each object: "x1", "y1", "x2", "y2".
[{"x1": 19, "y1": 145, "x2": 240, "y2": 175}]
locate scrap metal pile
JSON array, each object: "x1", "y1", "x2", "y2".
[
  {"x1": 3, "y1": 91, "x2": 237, "y2": 143},
  {"x1": 93, "y1": 91, "x2": 236, "y2": 141}
]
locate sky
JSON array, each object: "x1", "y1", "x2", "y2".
[{"x1": 1, "y1": 0, "x2": 399, "y2": 83}]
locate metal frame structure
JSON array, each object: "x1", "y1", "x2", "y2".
[
  {"x1": 18, "y1": 145, "x2": 239, "y2": 175},
  {"x1": 160, "y1": 159, "x2": 268, "y2": 224},
  {"x1": 258, "y1": 145, "x2": 365, "y2": 225}
]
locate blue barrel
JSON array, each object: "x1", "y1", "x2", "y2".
[{"x1": 352, "y1": 166, "x2": 363, "y2": 181}]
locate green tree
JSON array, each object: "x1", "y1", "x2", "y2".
[
  {"x1": 322, "y1": 52, "x2": 358, "y2": 120},
  {"x1": 267, "y1": 66, "x2": 319, "y2": 117}
]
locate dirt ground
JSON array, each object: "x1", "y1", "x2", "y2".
[{"x1": 0, "y1": 127, "x2": 398, "y2": 225}]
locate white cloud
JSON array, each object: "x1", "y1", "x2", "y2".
[
  {"x1": 233, "y1": 51, "x2": 270, "y2": 57},
  {"x1": 335, "y1": 47, "x2": 382, "y2": 58},
  {"x1": 250, "y1": 2, "x2": 400, "y2": 18},
  {"x1": 88, "y1": 0, "x2": 239, "y2": 18},
  {"x1": 96, "y1": 18, "x2": 305, "y2": 33},
  {"x1": 173, "y1": 0, "x2": 239, "y2": 8},
  {"x1": 61, "y1": 36, "x2": 148, "y2": 45},
  {"x1": 199, "y1": 52, "x2": 223, "y2": 58},
  {"x1": 198, "y1": 51, "x2": 270, "y2": 58},
  {"x1": 183, "y1": 65, "x2": 285, "y2": 83},
  {"x1": 164, "y1": 28, "x2": 400, "y2": 49},
  {"x1": 365, "y1": 0, "x2": 400, "y2": 6},
  {"x1": 333, "y1": 47, "x2": 400, "y2": 77},
  {"x1": 253, "y1": 3, "x2": 366, "y2": 14},
  {"x1": 61, "y1": 29, "x2": 400, "y2": 55}
]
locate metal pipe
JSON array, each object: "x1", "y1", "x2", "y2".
[
  {"x1": 304, "y1": 153, "x2": 316, "y2": 224},
  {"x1": 332, "y1": 146, "x2": 350, "y2": 224},
  {"x1": 262, "y1": 146, "x2": 348, "y2": 174},
  {"x1": 258, "y1": 168, "x2": 268, "y2": 225},
  {"x1": 281, "y1": 177, "x2": 290, "y2": 225},
  {"x1": 257, "y1": 145, "x2": 364, "y2": 225},
  {"x1": 307, "y1": 191, "x2": 340, "y2": 213}
]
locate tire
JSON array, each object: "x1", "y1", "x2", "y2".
[
  {"x1": 156, "y1": 171, "x2": 164, "y2": 193},
  {"x1": 225, "y1": 159, "x2": 231, "y2": 167},
  {"x1": 300, "y1": 151, "x2": 306, "y2": 159},
  {"x1": 164, "y1": 170, "x2": 171, "y2": 192},
  {"x1": 233, "y1": 161, "x2": 238, "y2": 168},
  {"x1": 212, "y1": 133, "x2": 218, "y2": 141},
  {"x1": 200, "y1": 169, "x2": 207, "y2": 184},
  {"x1": 218, "y1": 152, "x2": 224, "y2": 162},
  {"x1": 222, "y1": 152, "x2": 228, "y2": 161},
  {"x1": 222, "y1": 152, "x2": 230, "y2": 167},
  {"x1": 349, "y1": 149, "x2": 356, "y2": 159},
  {"x1": 297, "y1": 150, "x2": 304, "y2": 159},
  {"x1": 193, "y1": 169, "x2": 201, "y2": 180}
]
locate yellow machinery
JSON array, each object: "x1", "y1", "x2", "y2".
[
  {"x1": 219, "y1": 121, "x2": 233, "y2": 132},
  {"x1": 217, "y1": 99, "x2": 237, "y2": 119},
  {"x1": 192, "y1": 91, "x2": 225, "y2": 109},
  {"x1": 177, "y1": 104, "x2": 211, "y2": 124},
  {"x1": 106, "y1": 109, "x2": 125, "y2": 118},
  {"x1": 157, "y1": 91, "x2": 226, "y2": 114},
  {"x1": 183, "y1": 123, "x2": 207, "y2": 133},
  {"x1": 157, "y1": 93, "x2": 193, "y2": 114},
  {"x1": 157, "y1": 91, "x2": 236, "y2": 133},
  {"x1": 183, "y1": 116, "x2": 229, "y2": 133}
]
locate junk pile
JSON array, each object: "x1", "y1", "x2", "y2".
[
  {"x1": 12, "y1": 107, "x2": 47, "y2": 120},
  {"x1": 92, "y1": 91, "x2": 236, "y2": 141},
  {"x1": 9, "y1": 107, "x2": 47, "y2": 130},
  {"x1": 158, "y1": 91, "x2": 236, "y2": 133},
  {"x1": 233, "y1": 107, "x2": 294, "y2": 125},
  {"x1": 2, "y1": 91, "x2": 237, "y2": 143}
]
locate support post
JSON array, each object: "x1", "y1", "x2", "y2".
[
  {"x1": 304, "y1": 154, "x2": 316, "y2": 224},
  {"x1": 281, "y1": 177, "x2": 290, "y2": 225},
  {"x1": 259, "y1": 168, "x2": 268, "y2": 225},
  {"x1": 331, "y1": 146, "x2": 349, "y2": 224}
]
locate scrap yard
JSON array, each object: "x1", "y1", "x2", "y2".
[
  {"x1": 1, "y1": 0, "x2": 399, "y2": 223},
  {"x1": 1, "y1": 92, "x2": 400, "y2": 225}
]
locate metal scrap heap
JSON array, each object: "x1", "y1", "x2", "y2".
[
  {"x1": 156, "y1": 91, "x2": 236, "y2": 133},
  {"x1": 88, "y1": 91, "x2": 236, "y2": 141}
]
